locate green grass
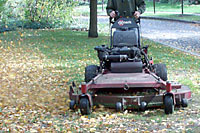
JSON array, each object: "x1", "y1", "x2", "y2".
[
  {"x1": 142, "y1": 38, "x2": 200, "y2": 91},
  {"x1": 143, "y1": 1, "x2": 200, "y2": 21},
  {"x1": 72, "y1": 4, "x2": 107, "y2": 16},
  {"x1": 145, "y1": 1, "x2": 200, "y2": 13}
]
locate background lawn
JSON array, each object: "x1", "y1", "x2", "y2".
[
  {"x1": 145, "y1": 1, "x2": 200, "y2": 13},
  {"x1": 0, "y1": 30, "x2": 199, "y2": 132},
  {"x1": 73, "y1": 2, "x2": 200, "y2": 22}
]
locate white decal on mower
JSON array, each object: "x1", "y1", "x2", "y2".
[{"x1": 118, "y1": 20, "x2": 132, "y2": 26}]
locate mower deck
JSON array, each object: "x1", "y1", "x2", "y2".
[{"x1": 69, "y1": 73, "x2": 191, "y2": 110}]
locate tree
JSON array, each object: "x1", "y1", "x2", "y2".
[
  {"x1": 24, "y1": 0, "x2": 76, "y2": 23},
  {"x1": 0, "y1": 0, "x2": 7, "y2": 18},
  {"x1": 88, "y1": 0, "x2": 98, "y2": 38}
]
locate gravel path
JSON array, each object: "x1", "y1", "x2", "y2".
[{"x1": 140, "y1": 19, "x2": 200, "y2": 56}]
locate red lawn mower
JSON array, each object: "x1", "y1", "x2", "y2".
[{"x1": 69, "y1": 16, "x2": 191, "y2": 115}]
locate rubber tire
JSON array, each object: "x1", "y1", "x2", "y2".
[
  {"x1": 164, "y1": 95, "x2": 174, "y2": 114},
  {"x1": 116, "y1": 102, "x2": 123, "y2": 112},
  {"x1": 140, "y1": 102, "x2": 147, "y2": 112},
  {"x1": 153, "y1": 64, "x2": 168, "y2": 81},
  {"x1": 182, "y1": 98, "x2": 188, "y2": 107},
  {"x1": 69, "y1": 100, "x2": 76, "y2": 110},
  {"x1": 85, "y1": 65, "x2": 99, "y2": 83},
  {"x1": 80, "y1": 97, "x2": 91, "y2": 115}
]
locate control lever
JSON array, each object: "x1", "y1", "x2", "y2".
[
  {"x1": 132, "y1": 11, "x2": 140, "y2": 24},
  {"x1": 123, "y1": 11, "x2": 127, "y2": 16},
  {"x1": 110, "y1": 10, "x2": 119, "y2": 24}
]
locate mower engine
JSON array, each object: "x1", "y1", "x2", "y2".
[{"x1": 95, "y1": 45, "x2": 143, "y2": 73}]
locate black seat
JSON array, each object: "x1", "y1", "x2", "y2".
[{"x1": 113, "y1": 28, "x2": 138, "y2": 47}]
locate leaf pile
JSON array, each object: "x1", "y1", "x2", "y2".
[{"x1": 0, "y1": 43, "x2": 69, "y2": 131}]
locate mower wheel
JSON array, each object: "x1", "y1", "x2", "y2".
[
  {"x1": 182, "y1": 98, "x2": 188, "y2": 107},
  {"x1": 153, "y1": 64, "x2": 168, "y2": 81},
  {"x1": 80, "y1": 97, "x2": 91, "y2": 115},
  {"x1": 69, "y1": 100, "x2": 76, "y2": 110},
  {"x1": 140, "y1": 102, "x2": 147, "y2": 112},
  {"x1": 116, "y1": 102, "x2": 123, "y2": 112},
  {"x1": 85, "y1": 65, "x2": 99, "y2": 83},
  {"x1": 164, "y1": 95, "x2": 174, "y2": 114}
]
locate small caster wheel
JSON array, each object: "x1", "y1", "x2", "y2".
[
  {"x1": 164, "y1": 95, "x2": 174, "y2": 114},
  {"x1": 69, "y1": 100, "x2": 76, "y2": 110},
  {"x1": 80, "y1": 97, "x2": 91, "y2": 115},
  {"x1": 140, "y1": 101, "x2": 147, "y2": 111},
  {"x1": 182, "y1": 98, "x2": 188, "y2": 107},
  {"x1": 116, "y1": 102, "x2": 123, "y2": 112}
]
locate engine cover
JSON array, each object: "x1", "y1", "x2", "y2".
[{"x1": 111, "y1": 61, "x2": 142, "y2": 73}]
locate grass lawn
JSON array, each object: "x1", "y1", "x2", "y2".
[
  {"x1": 73, "y1": 2, "x2": 200, "y2": 22},
  {"x1": 0, "y1": 30, "x2": 200, "y2": 132},
  {"x1": 145, "y1": 1, "x2": 200, "y2": 13}
]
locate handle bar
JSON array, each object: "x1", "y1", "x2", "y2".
[{"x1": 109, "y1": 11, "x2": 140, "y2": 24}]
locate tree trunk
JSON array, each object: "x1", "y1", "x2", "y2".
[{"x1": 88, "y1": 0, "x2": 98, "y2": 38}]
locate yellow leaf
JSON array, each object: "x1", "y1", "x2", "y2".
[
  {"x1": 90, "y1": 128, "x2": 96, "y2": 132},
  {"x1": 30, "y1": 129, "x2": 38, "y2": 132},
  {"x1": 41, "y1": 6, "x2": 45, "y2": 10},
  {"x1": 80, "y1": 116, "x2": 86, "y2": 119},
  {"x1": 16, "y1": 107, "x2": 20, "y2": 111},
  {"x1": 4, "y1": 120, "x2": 12, "y2": 124},
  {"x1": 67, "y1": 99, "x2": 71, "y2": 103},
  {"x1": 162, "y1": 129, "x2": 167, "y2": 132},
  {"x1": 90, "y1": 118, "x2": 96, "y2": 123},
  {"x1": 8, "y1": 73, "x2": 16, "y2": 79},
  {"x1": 93, "y1": 105, "x2": 96, "y2": 109},
  {"x1": 108, "y1": 114, "x2": 116, "y2": 119},
  {"x1": 18, "y1": 32, "x2": 23, "y2": 37},
  {"x1": 44, "y1": 45, "x2": 48, "y2": 48},
  {"x1": 0, "y1": 40, "x2": 2, "y2": 43}
]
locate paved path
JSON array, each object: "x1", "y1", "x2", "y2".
[{"x1": 140, "y1": 19, "x2": 200, "y2": 56}]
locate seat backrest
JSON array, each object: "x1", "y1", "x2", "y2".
[{"x1": 113, "y1": 28, "x2": 138, "y2": 47}]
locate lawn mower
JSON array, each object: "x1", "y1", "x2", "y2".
[{"x1": 69, "y1": 14, "x2": 191, "y2": 115}]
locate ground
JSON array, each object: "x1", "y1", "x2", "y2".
[{"x1": 0, "y1": 30, "x2": 200, "y2": 132}]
